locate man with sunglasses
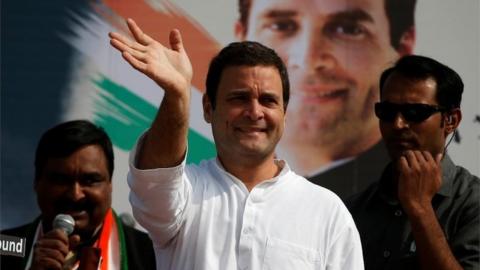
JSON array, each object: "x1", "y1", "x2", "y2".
[{"x1": 347, "y1": 55, "x2": 479, "y2": 270}]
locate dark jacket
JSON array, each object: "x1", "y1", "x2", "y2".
[
  {"x1": 308, "y1": 141, "x2": 389, "y2": 199},
  {"x1": 1, "y1": 217, "x2": 156, "y2": 269}
]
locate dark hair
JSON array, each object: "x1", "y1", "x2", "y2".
[
  {"x1": 384, "y1": 0, "x2": 416, "y2": 50},
  {"x1": 238, "y1": 0, "x2": 416, "y2": 51},
  {"x1": 205, "y1": 41, "x2": 290, "y2": 111},
  {"x1": 379, "y1": 55, "x2": 464, "y2": 109},
  {"x1": 34, "y1": 120, "x2": 114, "y2": 179}
]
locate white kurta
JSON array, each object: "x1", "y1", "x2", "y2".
[{"x1": 128, "y1": 148, "x2": 364, "y2": 270}]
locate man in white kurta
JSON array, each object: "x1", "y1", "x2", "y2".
[
  {"x1": 110, "y1": 18, "x2": 364, "y2": 270},
  {"x1": 129, "y1": 151, "x2": 362, "y2": 269}
]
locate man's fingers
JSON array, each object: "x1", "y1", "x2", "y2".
[
  {"x1": 413, "y1": 150, "x2": 426, "y2": 164},
  {"x1": 33, "y1": 244, "x2": 66, "y2": 270},
  {"x1": 110, "y1": 34, "x2": 146, "y2": 54},
  {"x1": 398, "y1": 155, "x2": 409, "y2": 172},
  {"x1": 435, "y1": 153, "x2": 443, "y2": 164},
  {"x1": 36, "y1": 239, "x2": 69, "y2": 256},
  {"x1": 117, "y1": 42, "x2": 147, "y2": 62},
  {"x1": 421, "y1": 150, "x2": 434, "y2": 163},
  {"x1": 110, "y1": 38, "x2": 130, "y2": 53},
  {"x1": 69, "y1": 234, "x2": 81, "y2": 251},
  {"x1": 403, "y1": 150, "x2": 419, "y2": 169},
  {"x1": 42, "y1": 229, "x2": 69, "y2": 247},
  {"x1": 122, "y1": 52, "x2": 147, "y2": 73},
  {"x1": 109, "y1": 32, "x2": 132, "y2": 46},
  {"x1": 110, "y1": 38, "x2": 148, "y2": 64},
  {"x1": 42, "y1": 248, "x2": 66, "y2": 263},
  {"x1": 169, "y1": 29, "x2": 185, "y2": 53},
  {"x1": 33, "y1": 257, "x2": 63, "y2": 270},
  {"x1": 127, "y1": 18, "x2": 154, "y2": 45}
]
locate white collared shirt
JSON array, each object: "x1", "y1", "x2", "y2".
[{"x1": 128, "y1": 148, "x2": 364, "y2": 270}]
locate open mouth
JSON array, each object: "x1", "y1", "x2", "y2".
[
  {"x1": 63, "y1": 210, "x2": 88, "y2": 220},
  {"x1": 235, "y1": 127, "x2": 267, "y2": 136}
]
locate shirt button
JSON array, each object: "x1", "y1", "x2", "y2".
[
  {"x1": 383, "y1": 250, "x2": 391, "y2": 258},
  {"x1": 244, "y1": 227, "x2": 252, "y2": 234},
  {"x1": 395, "y1": 210, "x2": 402, "y2": 216}
]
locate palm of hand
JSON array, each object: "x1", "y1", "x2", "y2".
[
  {"x1": 109, "y1": 19, "x2": 193, "y2": 96},
  {"x1": 146, "y1": 41, "x2": 193, "y2": 93}
]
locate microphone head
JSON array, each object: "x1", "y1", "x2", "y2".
[{"x1": 52, "y1": 214, "x2": 75, "y2": 235}]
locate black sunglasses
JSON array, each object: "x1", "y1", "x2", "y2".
[{"x1": 375, "y1": 102, "x2": 445, "y2": 123}]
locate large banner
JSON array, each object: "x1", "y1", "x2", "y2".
[{"x1": 1, "y1": 0, "x2": 479, "y2": 229}]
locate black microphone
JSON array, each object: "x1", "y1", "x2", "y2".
[{"x1": 52, "y1": 214, "x2": 75, "y2": 235}]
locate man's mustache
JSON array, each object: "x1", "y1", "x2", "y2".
[
  {"x1": 387, "y1": 132, "x2": 418, "y2": 144},
  {"x1": 55, "y1": 199, "x2": 91, "y2": 212}
]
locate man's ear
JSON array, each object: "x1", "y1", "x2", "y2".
[
  {"x1": 444, "y1": 108, "x2": 462, "y2": 135},
  {"x1": 203, "y1": 94, "x2": 213, "y2": 123},
  {"x1": 396, "y1": 26, "x2": 416, "y2": 56},
  {"x1": 235, "y1": 21, "x2": 247, "y2": 40}
]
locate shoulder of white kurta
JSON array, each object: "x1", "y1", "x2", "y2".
[
  {"x1": 285, "y1": 171, "x2": 355, "y2": 230},
  {"x1": 287, "y1": 171, "x2": 344, "y2": 206}
]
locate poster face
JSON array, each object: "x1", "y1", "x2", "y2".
[{"x1": 1, "y1": 0, "x2": 479, "y2": 229}]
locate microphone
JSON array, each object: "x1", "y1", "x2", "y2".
[{"x1": 52, "y1": 214, "x2": 75, "y2": 235}]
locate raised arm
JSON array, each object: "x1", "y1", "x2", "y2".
[{"x1": 109, "y1": 18, "x2": 193, "y2": 169}]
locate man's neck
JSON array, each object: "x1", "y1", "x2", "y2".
[
  {"x1": 218, "y1": 155, "x2": 281, "y2": 191},
  {"x1": 77, "y1": 224, "x2": 103, "y2": 248}
]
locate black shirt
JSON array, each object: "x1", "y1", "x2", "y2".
[
  {"x1": 308, "y1": 141, "x2": 390, "y2": 199},
  {"x1": 346, "y1": 155, "x2": 480, "y2": 270},
  {"x1": 1, "y1": 215, "x2": 156, "y2": 270}
]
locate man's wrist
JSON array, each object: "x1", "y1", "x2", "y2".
[{"x1": 403, "y1": 201, "x2": 435, "y2": 222}]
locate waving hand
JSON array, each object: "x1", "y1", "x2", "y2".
[
  {"x1": 109, "y1": 18, "x2": 192, "y2": 169},
  {"x1": 109, "y1": 18, "x2": 193, "y2": 97}
]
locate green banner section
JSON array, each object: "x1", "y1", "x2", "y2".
[{"x1": 92, "y1": 75, "x2": 216, "y2": 164}]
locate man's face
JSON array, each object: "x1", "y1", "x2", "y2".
[
  {"x1": 379, "y1": 73, "x2": 447, "y2": 161},
  {"x1": 35, "y1": 145, "x2": 112, "y2": 240},
  {"x1": 237, "y1": 0, "x2": 411, "y2": 155},
  {"x1": 204, "y1": 65, "x2": 285, "y2": 162}
]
